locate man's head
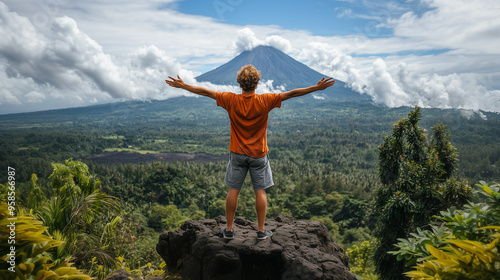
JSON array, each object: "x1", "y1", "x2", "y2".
[{"x1": 237, "y1": 65, "x2": 260, "y2": 91}]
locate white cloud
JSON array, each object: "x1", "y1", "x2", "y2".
[
  {"x1": 394, "y1": 65, "x2": 500, "y2": 112},
  {"x1": 312, "y1": 94, "x2": 325, "y2": 100},
  {"x1": 365, "y1": 58, "x2": 409, "y2": 107},
  {"x1": 257, "y1": 80, "x2": 286, "y2": 93},
  {"x1": 128, "y1": 45, "x2": 187, "y2": 98},
  {"x1": 0, "y1": 89, "x2": 21, "y2": 105},
  {"x1": 233, "y1": 28, "x2": 262, "y2": 53},
  {"x1": 390, "y1": 0, "x2": 500, "y2": 55},
  {"x1": 49, "y1": 16, "x2": 137, "y2": 98},
  {"x1": 264, "y1": 35, "x2": 292, "y2": 53},
  {"x1": 24, "y1": 91, "x2": 46, "y2": 103},
  {"x1": 233, "y1": 28, "x2": 292, "y2": 54},
  {"x1": 0, "y1": 3, "x2": 136, "y2": 102},
  {"x1": 297, "y1": 42, "x2": 365, "y2": 93}
]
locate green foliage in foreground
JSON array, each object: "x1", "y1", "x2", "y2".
[
  {"x1": 0, "y1": 203, "x2": 92, "y2": 280},
  {"x1": 346, "y1": 240, "x2": 379, "y2": 280},
  {"x1": 391, "y1": 181, "x2": 500, "y2": 279},
  {"x1": 1, "y1": 160, "x2": 173, "y2": 279}
]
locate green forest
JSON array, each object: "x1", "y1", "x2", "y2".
[{"x1": 0, "y1": 96, "x2": 499, "y2": 279}]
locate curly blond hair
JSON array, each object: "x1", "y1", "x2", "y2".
[{"x1": 237, "y1": 65, "x2": 261, "y2": 91}]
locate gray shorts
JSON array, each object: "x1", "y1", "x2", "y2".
[{"x1": 224, "y1": 152, "x2": 274, "y2": 191}]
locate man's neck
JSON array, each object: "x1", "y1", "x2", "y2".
[{"x1": 242, "y1": 89, "x2": 255, "y2": 95}]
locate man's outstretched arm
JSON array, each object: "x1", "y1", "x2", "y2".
[
  {"x1": 281, "y1": 77, "x2": 335, "y2": 101},
  {"x1": 166, "y1": 75, "x2": 217, "y2": 100}
]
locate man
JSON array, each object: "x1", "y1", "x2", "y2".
[{"x1": 166, "y1": 64, "x2": 334, "y2": 240}]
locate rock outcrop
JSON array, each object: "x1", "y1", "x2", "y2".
[{"x1": 156, "y1": 215, "x2": 357, "y2": 280}]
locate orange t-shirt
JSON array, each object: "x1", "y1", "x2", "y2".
[{"x1": 216, "y1": 92, "x2": 282, "y2": 158}]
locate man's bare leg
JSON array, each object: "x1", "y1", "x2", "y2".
[
  {"x1": 225, "y1": 188, "x2": 240, "y2": 231},
  {"x1": 255, "y1": 189, "x2": 267, "y2": 232}
]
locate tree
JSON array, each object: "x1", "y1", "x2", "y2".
[
  {"x1": 374, "y1": 107, "x2": 473, "y2": 280},
  {"x1": 147, "y1": 204, "x2": 188, "y2": 231},
  {"x1": 430, "y1": 123, "x2": 458, "y2": 181}
]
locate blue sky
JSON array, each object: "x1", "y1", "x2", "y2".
[
  {"x1": 178, "y1": 0, "x2": 367, "y2": 36},
  {"x1": 176, "y1": 0, "x2": 429, "y2": 37},
  {"x1": 0, "y1": 0, "x2": 499, "y2": 114}
]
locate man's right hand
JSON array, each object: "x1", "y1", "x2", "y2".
[{"x1": 165, "y1": 75, "x2": 217, "y2": 99}]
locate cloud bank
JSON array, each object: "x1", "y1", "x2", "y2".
[
  {"x1": 0, "y1": 2, "x2": 239, "y2": 113},
  {"x1": 299, "y1": 43, "x2": 500, "y2": 112}
]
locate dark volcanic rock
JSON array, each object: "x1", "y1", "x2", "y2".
[{"x1": 156, "y1": 215, "x2": 356, "y2": 280}]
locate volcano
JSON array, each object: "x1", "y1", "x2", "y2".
[
  {"x1": 196, "y1": 45, "x2": 369, "y2": 101},
  {"x1": 196, "y1": 46, "x2": 326, "y2": 89}
]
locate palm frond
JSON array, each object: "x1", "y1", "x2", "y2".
[
  {"x1": 38, "y1": 197, "x2": 70, "y2": 234},
  {"x1": 64, "y1": 190, "x2": 119, "y2": 233}
]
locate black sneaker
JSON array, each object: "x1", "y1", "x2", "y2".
[
  {"x1": 257, "y1": 230, "x2": 273, "y2": 240},
  {"x1": 221, "y1": 227, "x2": 234, "y2": 239}
]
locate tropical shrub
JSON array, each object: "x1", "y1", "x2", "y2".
[
  {"x1": 391, "y1": 181, "x2": 500, "y2": 279},
  {"x1": 0, "y1": 203, "x2": 91, "y2": 280},
  {"x1": 114, "y1": 255, "x2": 167, "y2": 279},
  {"x1": 346, "y1": 240, "x2": 379, "y2": 280}
]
